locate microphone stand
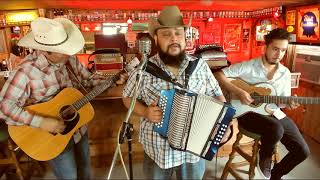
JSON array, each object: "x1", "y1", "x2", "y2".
[{"x1": 107, "y1": 53, "x2": 148, "y2": 180}]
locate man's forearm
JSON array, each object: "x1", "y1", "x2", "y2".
[
  {"x1": 214, "y1": 70, "x2": 244, "y2": 95},
  {"x1": 122, "y1": 97, "x2": 147, "y2": 118}
]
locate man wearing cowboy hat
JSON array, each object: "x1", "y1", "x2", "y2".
[
  {"x1": 123, "y1": 6, "x2": 226, "y2": 179},
  {"x1": 0, "y1": 17, "x2": 126, "y2": 179}
]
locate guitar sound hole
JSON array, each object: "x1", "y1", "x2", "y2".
[
  {"x1": 60, "y1": 105, "x2": 76, "y2": 121},
  {"x1": 59, "y1": 105, "x2": 80, "y2": 135}
]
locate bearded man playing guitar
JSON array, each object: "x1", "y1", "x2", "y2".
[
  {"x1": 215, "y1": 28, "x2": 310, "y2": 180},
  {"x1": 0, "y1": 17, "x2": 127, "y2": 179}
]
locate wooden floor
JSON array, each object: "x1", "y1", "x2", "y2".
[{"x1": 3, "y1": 133, "x2": 316, "y2": 180}]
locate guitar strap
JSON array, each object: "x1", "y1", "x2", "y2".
[{"x1": 65, "y1": 60, "x2": 88, "y2": 94}]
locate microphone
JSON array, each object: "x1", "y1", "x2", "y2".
[
  {"x1": 137, "y1": 36, "x2": 152, "y2": 70},
  {"x1": 138, "y1": 36, "x2": 152, "y2": 56}
]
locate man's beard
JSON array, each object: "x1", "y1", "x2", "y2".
[
  {"x1": 158, "y1": 44, "x2": 186, "y2": 66},
  {"x1": 265, "y1": 55, "x2": 279, "y2": 65}
]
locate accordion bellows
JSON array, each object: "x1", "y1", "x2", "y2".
[{"x1": 155, "y1": 89, "x2": 236, "y2": 160}]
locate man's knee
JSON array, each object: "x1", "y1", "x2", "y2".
[
  {"x1": 269, "y1": 121, "x2": 284, "y2": 140},
  {"x1": 297, "y1": 143, "x2": 310, "y2": 161}
]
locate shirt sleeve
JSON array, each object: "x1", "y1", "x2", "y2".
[
  {"x1": 123, "y1": 69, "x2": 139, "y2": 98},
  {"x1": 221, "y1": 61, "x2": 247, "y2": 78},
  {"x1": 202, "y1": 60, "x2": 223, "y2": 97},
  {"x1": 0, "y1": 68, "x2": 43, "y2": 127},
  {"x1": 282, "y1": 70, "x2": 292, "y2": 96}
]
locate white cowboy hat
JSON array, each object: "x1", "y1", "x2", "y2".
[
  {"x1": 148, "y1": 6, "x2": 192, "y2": 37},
  {"x1": 18, "y1": 17, "x2": 84, "y2": 55}
]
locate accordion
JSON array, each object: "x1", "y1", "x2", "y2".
[{"x1": 154, "y1": 89, "x2": 235, "y2": 160}]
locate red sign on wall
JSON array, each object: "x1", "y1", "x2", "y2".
[{"x1": 223, "y1": 24, "x2": 242, "y2": 52}]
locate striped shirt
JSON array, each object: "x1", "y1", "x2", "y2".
[
  {"x1": 0, "y1": 52, "x2": 106, "y2": 143},
  {"x1": 123, "y1": 54, "x2": 223, "y2": 169}
]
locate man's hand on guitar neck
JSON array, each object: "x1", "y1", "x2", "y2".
[
  {"x1": 287, "y1": 94, "x2": 300, "y2": 110},
  {"x1": 115, "y1": 73, "x2": 129, "y2": 85},
  {"x1": 235, "y1": 89, "x2": 254, "y2": 105},
  {"x1": 39, "y1": 117, "x2": 66, "y2": 134}
]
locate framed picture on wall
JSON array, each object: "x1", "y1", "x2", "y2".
[
  {"x1": 242, "y1": 28, "x2": 250, "y2": 49},
  {"x1": 297, "y1": 7, "x2": 319, "y2": 41},
  {"x1": 223, "y1": 23, "x2": 242, "y2": 52},
  {"x1": 204, "y1": 22, "x2": 221, "y2": 45}
]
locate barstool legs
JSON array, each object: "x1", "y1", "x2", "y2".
[{"x1": 221, "y1": 131, "x2": 243, "y2": 179}]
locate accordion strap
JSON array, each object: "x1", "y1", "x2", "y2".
[
  {"x1": 184, "y1": 58, "x2": 199, "y2": 88},
  {"x1": 145, "y1": 58, "x2": 199, "y2": 89}
]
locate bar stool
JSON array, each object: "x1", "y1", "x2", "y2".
[{"x1": 221, "y1": 124, "x2": 280, "y2": 180}]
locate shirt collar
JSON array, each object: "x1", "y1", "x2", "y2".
[
  {"x1": 32, "y1": 53, "x2": 65, "y2": 71},
  {"x1": 258, "y1": 56, "x2": 286, "y2": 74}
]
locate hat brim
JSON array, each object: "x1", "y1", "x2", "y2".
[
  {"x1": 148, "y1": 17, "x2": 192, "y2": 37},
  {"x1": 18, "y1": 18, "x2": 84, "y2": 56}
]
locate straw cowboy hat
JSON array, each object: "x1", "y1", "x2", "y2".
[
  {"x1": 18, "y1": 17, "x2": 84, "y2": 55},
  {"x1": 148, "y1": 6, "x2": 192, "y2": 37}
]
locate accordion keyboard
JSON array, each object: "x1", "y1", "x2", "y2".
[{"x1": 154, "y1": 89, "x2": 175, "y2": 137}]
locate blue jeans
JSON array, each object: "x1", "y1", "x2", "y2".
[
  {"x1": 143, "y1": 152, "x2": 206, "y2": 180},
  {"x1": 49, "y1": 133, "x2": 91, "y2": 180}
]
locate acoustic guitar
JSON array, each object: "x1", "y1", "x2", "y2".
[
  {"x1": 228, "y1": 78, "x2": 320, "y2": 118},
  {"x1": 7, "y1": 74, "x2": 119, "y2": 161}
]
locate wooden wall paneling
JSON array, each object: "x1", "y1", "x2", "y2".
[
  {"x1": 88, "y1": 99, "x2": 143, "y2": 168},
  {"x1": 288, "y1": 81, "x2": 320, "y2": 143},
  {"x1": 300, "y1": 82, "x2": 320, "y2": 142},
  {"x1": 285, "y1": 44, "x2": 297, "y2": 71}
]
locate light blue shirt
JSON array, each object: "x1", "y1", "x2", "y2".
[{"x1": 222, "y1": 57, "x2": 291, "y2": 96}]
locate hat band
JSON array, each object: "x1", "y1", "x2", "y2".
[{"x1": 34, "y1": 34, "x2": 69, "y2": 46}]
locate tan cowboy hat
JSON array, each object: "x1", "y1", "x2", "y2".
[
  {"x1": 18, "y1": 17, "x2": 84, "y2": 55},
  {"x1": 148, "y1": 6, "x2": 192, "y2": 37}
]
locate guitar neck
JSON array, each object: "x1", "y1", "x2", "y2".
[
  {"x1": 72, "y1": 75, "x2": 117, "y2": 110},
  {"x1": 254, "y1": 96, "x2": 320, "y2": 105}
]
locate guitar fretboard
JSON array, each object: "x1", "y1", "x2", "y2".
[
  {"x1": 72, "y1": 75, "x2": 117, "y2": 110},
  {"x1": 253, "y1": 96, "x2": 320, "y2": 105}
]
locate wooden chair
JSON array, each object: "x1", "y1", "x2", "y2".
[{"x1": 221, "y1": 124, "x2": 280, "y2": 180}]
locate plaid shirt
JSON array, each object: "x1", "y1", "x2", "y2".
[
  {"x1": 123, "y1": 54, "x2": 223, "y2": 169},
  {"x1": 0, "y1": 52, "x2": 106, "y2": 143}
]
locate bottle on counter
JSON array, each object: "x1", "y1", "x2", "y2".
[{"x1": 1, "y1": 60, "x2": 9, "y2": 80}]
